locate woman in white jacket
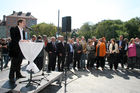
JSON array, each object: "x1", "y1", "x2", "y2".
[{"x1": 109, "y1": 38, "x2": 119, "y2": 70}]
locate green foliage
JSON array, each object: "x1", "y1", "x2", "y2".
[
  {"x1": 124, "y1": 17, "x2": 140, "y2": 39},
  {"x1": 78, "y1": 17, "x2": 140, "y2": 41},
  {"x1": 30, "y1": 23, "x2": 57, "y2": 37},
  {"x1": 29, "y1": 17, "x2": 140, "y2": 41}
]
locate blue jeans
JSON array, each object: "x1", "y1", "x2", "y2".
[
  {"x1": 2, "y1": 54, "x2": 9, "y2": 68},
  {"x1": 80, "y1": 54, "x2": 86, "y2": 68}
]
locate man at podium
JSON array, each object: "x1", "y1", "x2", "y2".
[{"x1": 9, "y1": 19, "x2": 26, "y2": 83}]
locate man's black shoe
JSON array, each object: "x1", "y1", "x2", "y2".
[
  {"x1": 16, "y1": 75, "x2": 26, "y2": 79},
  {"x1": 9, "y1": 79, "x2": 15, "y2": 83}
]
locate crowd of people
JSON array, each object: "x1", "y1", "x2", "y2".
[
  {"x1": 2, "y1": 19, "x2": 139, "y2": 84},
  {"x1": 0, "y1": 34, "x2": 140, "y2": 73},
  {"x1": 29, "y1": 35, "x2": 140, "y2": 72}
]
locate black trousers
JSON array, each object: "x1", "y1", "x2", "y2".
[
  {"x1": 136, "y1": 57, "x2": 140, "y2": 69},
  {"x1": 73, "y1": 53, "x2": 81, "y2": 69},
  {"x1": 123, "y1": 50, "x2": 128, "y2": 64},
  {"x1": 109, "y1": 53, "x2": 118, "y2": 70},
  {"x1": 87, "y1": 54, "x2": 95, "y2": 68},
  {"x1": 118, "y1": 51, "x2": 124, "y2": 68},
  {"x1": 96, "y1": 57, "x2": 105, "y2": 69},
  {"x1": 48, "y1": 52, "x2": 56, "y2": 71},
  {"x1": 57, "y1": 54, "x2": 65, "y2": 71},
  {"x1": 9, "y1": 52, "x2": 23, "y2": 79},
  {"x1": 66, "y1": 53, "x2": 73, "y2": 69}
]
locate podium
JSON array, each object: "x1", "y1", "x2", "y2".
[{"x1": 18, "y1": 41, "x2": 44, "y2": 87}]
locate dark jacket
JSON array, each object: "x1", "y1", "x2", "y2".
[
  {"x1": 9, "y1": 26, "x2": 25, "y2": 57},
  {"x1": 57, "y1": 41, "x2": 66, "y2": 55},
  {"x1": 136, "y1": 43, "x2": 140, "y2": 57},
  {"x1": 46, "y1": 42, "x2": 57, "y2": 54},
  {"x1": 117, "y1": 40, "x2": 125, "y2": 53},
  {"x1": 73, "y1": 43, "x2": 83, "y2": 60}
]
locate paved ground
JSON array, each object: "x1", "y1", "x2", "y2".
[
  {"x1": 1, "y1": 60, "x2": 140, "y2": 93},
  {"x1": 40, "y1": 67, "x2": 140, "y2": 93}
]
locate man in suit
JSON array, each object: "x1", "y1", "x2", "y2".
[
  {"x1": 57, "y1": 36, "x2": 66, "y2": 71},
  {"x1": 73, "y1": 38, "x2": 83, "y2": 70},
  {"x1": 45, "y1": 37, "x2": 57, "y2": 72},
  {"x1": 66, "y1": 38, "x2": 74, "y2": 70},
  {"x1": 9, "y1": 19, "x2": 26, "y2": 83},
  {"x1": 135, "y1": 37, "x2": 140, "y2": 69},
  {"x1": 80, "y1": 36, "x2": 87, "y2": 70},
  {"x1": 117, "y1": 35, "x2": 125, "y2": 68}
]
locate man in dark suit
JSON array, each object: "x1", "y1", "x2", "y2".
[
  {"x1": 45, "y1": 37, "x2": 57, "y2": 72},
  {"x1": 73, "y1": 38, "x2": 83, "y2": 70},
  {"x1": 117, "y1": 35, "x2": 125, "y2": 68},
  {"x1": 66, "y1": 38, "x2": 74, "y2": 70},
  {"x1": 9, "y1": 19, "x2": 26, "y2": 83},
  {"x1": 57, "y1": 36, "x2": 66, "y2": 71},
  {"x1": 135, "y1": 37, "x2": 140, "y2": 68}
]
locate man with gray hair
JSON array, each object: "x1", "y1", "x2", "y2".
[
  {"x1": 57, "y1": 35, "x2": 66, "y2": 71},
  {"x1": 45, "y1": 36, "x2": 57, "y2": 72}
]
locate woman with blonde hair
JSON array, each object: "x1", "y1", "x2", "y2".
[{"x1": 127, "y1": 38, "x2": 136, "y2": 69}]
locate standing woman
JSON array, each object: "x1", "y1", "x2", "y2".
[
  {"x1": 127, "y1": 38, "x2": 136, "y2": 69},
  {"x1": 86, "y1": 39, "x2": 96, "y2": 69},
  {"x1": 109, "y1": 38, "x2": 119, "y2": 70},
  {"x1": 96, "y1": 38, "x2": 106, "y2": 70}
]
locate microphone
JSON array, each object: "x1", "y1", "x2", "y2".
[{"x1": 26, "y1": 26, "x2": 32, "y2": 31}]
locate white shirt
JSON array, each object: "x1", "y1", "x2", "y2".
[
  {"x1": 18, "y1": 26, "x2": 24, "y2": 40},
  {"x1": 92, "y1": 42, "x2": 95, "y2": 46},
  {"x1": 124, "y1": 43, "x2": 128, "y2": 50}
]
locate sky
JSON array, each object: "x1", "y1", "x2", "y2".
[{"x1": 0, "y1": 0, "x2": 140, "y2": 28}]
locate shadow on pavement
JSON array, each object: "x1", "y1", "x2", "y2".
[
  {"x1": 1, "y1": 80, "x2": 17, "y2": 90},
  {"x1": 38, "y1": 85, "x2": 62, "y2": 93}
]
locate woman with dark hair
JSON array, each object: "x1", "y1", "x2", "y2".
[{"x1": 109, "y1": 38, "x2": 119, "y2": 70}]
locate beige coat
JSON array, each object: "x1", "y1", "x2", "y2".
[{"x1": 109, "y1": 43, "x2": 119, "y2": 54}]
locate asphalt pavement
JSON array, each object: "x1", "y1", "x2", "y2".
[{"x1": 0, "y1": 60, "x2": 140, "y2": 93}]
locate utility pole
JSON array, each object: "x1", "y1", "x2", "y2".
[{"x1": 57, "y1": 10, "x2": 60, "y2": 37}]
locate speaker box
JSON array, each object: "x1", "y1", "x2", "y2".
[{"x1": 62, "y1": 16, "x2": 71, "y2": 32}]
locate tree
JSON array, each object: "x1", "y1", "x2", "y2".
[
  {"x1": 78, "y1": 22, "x2": 93, "y2": 40},
  {"x1": 31, "y1": 23, "x2": 57, "y2": 37},
  {"x1": 124, "y1": 17, "x2": 140, "y2": 39}
]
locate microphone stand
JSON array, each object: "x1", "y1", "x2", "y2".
[{"x1": 64, "y1": 30, "x2": 78, "y2": 93}]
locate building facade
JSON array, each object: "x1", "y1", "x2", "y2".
[
  {"x1": 0, "y1": 11, "x2": 37, "y2": 38},
  {"x1": 0, "y1": 26, "x2": 7, "y2": 38}
]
